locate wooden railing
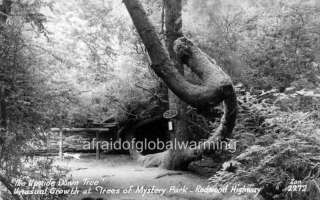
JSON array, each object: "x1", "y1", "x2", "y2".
[{"x1": 50, "y1": 127, "x2": 113, "y2": 160}]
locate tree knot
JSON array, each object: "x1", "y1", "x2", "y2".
[{"x1": 173, "y1": 37, "x2": 194, "y2": 63}]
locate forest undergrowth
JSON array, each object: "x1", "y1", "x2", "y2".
[{"x1": 208, "y1": 86, "x2": 320, "y2": 200}]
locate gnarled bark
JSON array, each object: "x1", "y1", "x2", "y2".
[{"x1": 123, "y1": 0, "x2": 237, "y2": 170}]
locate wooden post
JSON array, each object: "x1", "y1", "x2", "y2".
[
  {"x1": 59, "y1": 129, "x2": 63, "y2": 160},
  {"x1": 0, "y1": 86, "x2": 7, "y2": 130},
  {"x1": 96, "y1": 131, "x2": 100, "y2": 160}
]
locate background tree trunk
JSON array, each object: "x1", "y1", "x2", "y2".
[
  {"x1": 0, "y1": 0, "x2": 12, "y2": 23},
  {"x1": 0, "y1": 3, "x2": 24, "y2": 200},
  {"x1": 0, "y1": 87, "x2": 7, "y2": 129},
  {"x1": 0, "y1": 0, "x2": 11, "y2": 130}
]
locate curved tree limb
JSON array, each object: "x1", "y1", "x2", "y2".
[
  {"x1": 123, "y1": 0, "x2": 237, "y2": 169},
  {"x1": 174, "y1": 37, "x2": 237, "y2": 141},
  {"x1": 123, "y1": 0, "x2": 212, "y2": 103}
]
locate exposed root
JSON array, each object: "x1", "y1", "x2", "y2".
[
  {"x1": 154, "y1": 171, "x2": 183, "y2": 179},
  {"x1": 136, "y1": 148, "x2": 202, "y2": 170},
  {"x1": 138, "y1": 151, "x2": 168, "y2": 168}
]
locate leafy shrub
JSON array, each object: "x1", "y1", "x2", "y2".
[{"x1": 209, "y1": 88, "x2": 320, "y2": 200}]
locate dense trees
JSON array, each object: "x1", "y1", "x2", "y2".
[
  {"x1": 0, "y1": 1, "x2": 68, "y2": 199},
  {"x1": 183, "y1": 0, "x2": 320, "y2": 89}
]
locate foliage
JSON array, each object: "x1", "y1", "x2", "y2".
[
  {"x1": 209, "y1": 87, "x2": 320, "y2": 200},
  {"x1": 38, "y1": 0, "x2": 160, "y2": 123},
  {"x1": 0, "y1": 0, "x2": 71, "y2": 199},
  {"x1": 183, "y1": 0, "x2": 320, "y2": 89}
]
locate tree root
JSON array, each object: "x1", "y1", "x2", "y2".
[
  {"x1": 154, "y1": 171, "x2": 183, "y2": 179},
  {"x1": 136, "y1": 148, "x2": 202, "y2": 170}
]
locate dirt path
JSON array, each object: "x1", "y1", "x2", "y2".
[{"x1": 54, "y1": 154, "x2": 227, "y2": 200}]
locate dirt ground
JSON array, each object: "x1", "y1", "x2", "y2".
[{"x1": 53, "y1": 153, "x2": 231, "y2": 200}]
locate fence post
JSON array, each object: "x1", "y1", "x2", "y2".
[
  {"x1": 96, "y1": 131, "x2": 100, "y2": 160},
  {"x1": 59, "y1": 128, "x2": 63, "y2": 160}
]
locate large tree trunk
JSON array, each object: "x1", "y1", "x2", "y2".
[
  {"x1": 123, "y1": 0, "x2": 237, "y2": 170},
  {"x1": 163, "y1": 0, "x2": 191, "y2": 170},
  {"x1": 164, "y1": 0, "x2": 185, "y2": 141}
]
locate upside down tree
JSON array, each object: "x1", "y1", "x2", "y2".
[
  {"x1": 163, "y1": 0, "x2": 189, "y2": 169},
  {"x1": 123, "y1": 0, "x2": 238, "y2": 170}
]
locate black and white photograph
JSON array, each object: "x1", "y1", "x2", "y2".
[{"x1": 0, "y1": 0, "x2": 319, "y2": 199}]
